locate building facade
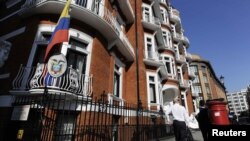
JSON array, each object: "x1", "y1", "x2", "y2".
[
  {"x1": 190, "y1": 54, "x2": 227, "y2": 113},
  {"x1": 227, "y1": 88, "x2": 249, "y2": 117},
  {"x1": 0, "y1": 0, "x2": 194, "y2": 140}
]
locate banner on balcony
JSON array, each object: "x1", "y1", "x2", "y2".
[
  {"x1": 44, "y1": 0, "x2": 71, "y2": 61},
  {"x1": 47, "y1": 54, "x2": 67, "y2": 78}
]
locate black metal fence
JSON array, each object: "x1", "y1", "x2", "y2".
[{"x1": 3, "y1": 92, "x2": 173, "y2": 141}]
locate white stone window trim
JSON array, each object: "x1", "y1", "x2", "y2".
[
  {"x1": 146, "y1": 72, "x2": 160, "y2": 105},
  {"x1": 27, "y1": 24, "x2": 93, "y2": 77},
  {"x1": 144, "y1": 33, "x2": 156, "y2": 59},
  {"x1": 142, "y1": 3, "x2": 153, "y2": 22},
  {"x1": 160, "y1": 6, "x2": 169, "y2": 24},
  {"x1": 161, "y1": 29, "x2": 172, "y2": 48},
  {"x1": 110, "y1": 52, "x2": 125, "y2": 100},
  {"x1": 113, "y1": 56, "x2": 124, "y2": 99}
]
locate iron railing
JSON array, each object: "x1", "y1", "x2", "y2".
[
  {"x1": 12, "y1": 64, "x2": 92, "y2": 96},
  {"x1": 3, "y1": 92, "x2": 174, "y2": 141}
]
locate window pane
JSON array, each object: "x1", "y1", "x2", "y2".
[
  {"x1": 67, "y1": 49, "x2": 87, "y2": 74},
  {"x1": 193, "y1": 76, "x2": 200, "y2": 83},
  {"x1": 149, "y1": 76, "x2": 154, "y2": 82},
  {"x1": 55, "y1": 114, "x2": 76, "y2": 141},
  {"x1": 76, "y1": 0, "x2": 87, "y2": 7},
  {"x1": 113, "y1": 72, "x2": 120, "y2": 97},
  {"x1": 190, "y1": 66, "x2": 198, "y2": 73},
  {"x1": 165, "y1": 62, "x2": 171, "y2": 74},
  {"x1": 70, "y1": 38, "x2": 87, "y2": 49},
  {"x1": 113, "y1": 64, "x2": 122, "y2": 98},
  {"x1": 150, "y1": 84, "x2": 156, "y2": 103}
]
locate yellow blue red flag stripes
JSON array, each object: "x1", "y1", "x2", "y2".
[{"x1": 44, "y1": 0, "x2": 71, "y2": 61}]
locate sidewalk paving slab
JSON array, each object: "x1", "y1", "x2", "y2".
[{"x1": 157, "y1": 129, "x2": 203, "y2": 141}]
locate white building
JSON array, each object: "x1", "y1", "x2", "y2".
[{"x1": 227, "y1": 89, "x2": 249, "y2": 117}]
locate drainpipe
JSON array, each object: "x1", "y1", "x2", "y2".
[{"x1": 134, "y1": 0, "x2": 141, "y2": 140}]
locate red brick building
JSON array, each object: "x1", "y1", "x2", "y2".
[
  {"x1": 0, "y1": 0, "x2": 194, "y2": 140},
  {"x1": 190, "y1": 54, "x2": 227, "y2": 113}
]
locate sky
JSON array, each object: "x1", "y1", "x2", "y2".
[{"x1": 171, "y1": 0, "x2": 250, "y2": 92}]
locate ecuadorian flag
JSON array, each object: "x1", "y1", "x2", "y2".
[{"x1": 44, "y1": 0, "x2": 71, "y2": 61}]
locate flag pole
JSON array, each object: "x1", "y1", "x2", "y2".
[{"x1": 40, "y1": 0, "x2": 71, "y2": 131}]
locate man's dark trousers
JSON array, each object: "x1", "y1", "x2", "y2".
[{"x1": 173, "y1": 120, "x2": 187, "y2": 141}]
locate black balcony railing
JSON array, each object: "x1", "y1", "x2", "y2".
[{"x1": 12, "y1": 64, "x2": 92, "y2": 96}]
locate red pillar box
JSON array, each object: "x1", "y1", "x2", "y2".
[{"x1": 207, "y1": 101, "x2": 230, "y2": 125}]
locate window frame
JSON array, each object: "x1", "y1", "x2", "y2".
[
  {"x1": 160, "y1": 7, "x2": 169, "y2": 24},
  {"x1": 142, "y1": 3, "x2": 152, "y2": 22},
  {"x1": 160, "y1": 54, "x2": 176, "y2": 78},
  {"x1": 28, "y1": 25, "x2": 93, "y2": 77},
  {"x1": 144, "y1": 33, "x2": 156, "y2": 59},
  {"x1": 162, "y1": 29, "x2": 172, "y2": 48},
  {"x1": 146, "y1": 72, "x2": 159, "y2": 104},
  {"x1": 113, "y1": 63, "x2": 123, "y2": 98},
  {"x1": 55, "y1": 113, "x2": 77, "y2": 141},
  {"x1": 177, "y1": 66, "x2": 183, "y2": 83}
]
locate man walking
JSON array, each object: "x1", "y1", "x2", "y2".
[
  {"x1": 165, "y1": 97, "x2": 190, "y2": 141},
  {"x1": 197, "y1": 100, "x2": 210, "y2": 141}
]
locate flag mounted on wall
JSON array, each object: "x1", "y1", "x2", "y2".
[{"x1": 44, "y1": 0, "x2": 71, "y2": 62}]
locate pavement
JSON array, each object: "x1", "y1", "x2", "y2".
[{"x1": 158, "y1": 129, "x2": 203, "y2": 141}]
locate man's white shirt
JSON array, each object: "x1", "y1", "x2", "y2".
[{"x1": 165, "y1": 103, "x2": 189, "y2": 124}]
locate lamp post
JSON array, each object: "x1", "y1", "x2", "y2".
[
  {"x1": 219, "y1": 75, "x2": 225, "y2": 86},
  {"x1": 134, "y1": 0, "x2": 141, "y2": 140}
]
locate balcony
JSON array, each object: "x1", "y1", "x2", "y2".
[
  {"x1": 169, "y1": 8, "x2": 180, "y2": 23},
  {"x1": 11, "y1": 64, "x2": 92, "y2": 97},
  {"x1": 175, "y1": 54, "x2": 186, "y2": 64},
  {"x1": 172, "y1": 32, "x2": 189, "y2": 45},
  {"x1": 116, "y1": 0, "x2": 135, "y2": 24},
  {"x1": 158, "y1": 65, "x2": 168, "y2": 81},
  {"x1": 158, "y1": 42, "x2": 174, "y2": 52},
  {"x1": 152, "y1": 0, "x2": 161, "y2": 18},
  {"x1": 19, "y1": 0, "x2": 135, "y2": 62},
  {"x1": 162, "y1": 84, "x2": 179, "y2": 103},
  {"x1": 185, "y1": 52, "x2": 192, "y2": 61},
  {"x1": 182, "y1": 35, "x2": 190, "y2": 45},
  {"x1": 142, "y1": 15, "x2": 161, "y2": 31},
  {"x1": 155, "y1": 29, "x2": 164, "y2": 47},
  {"x1": 143, "y1": 51, "x2": 163, "y2": 67}
]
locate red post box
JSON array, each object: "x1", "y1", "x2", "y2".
[{"x1": 207, "y1": 101, "x2": 230, "y2": 125}]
